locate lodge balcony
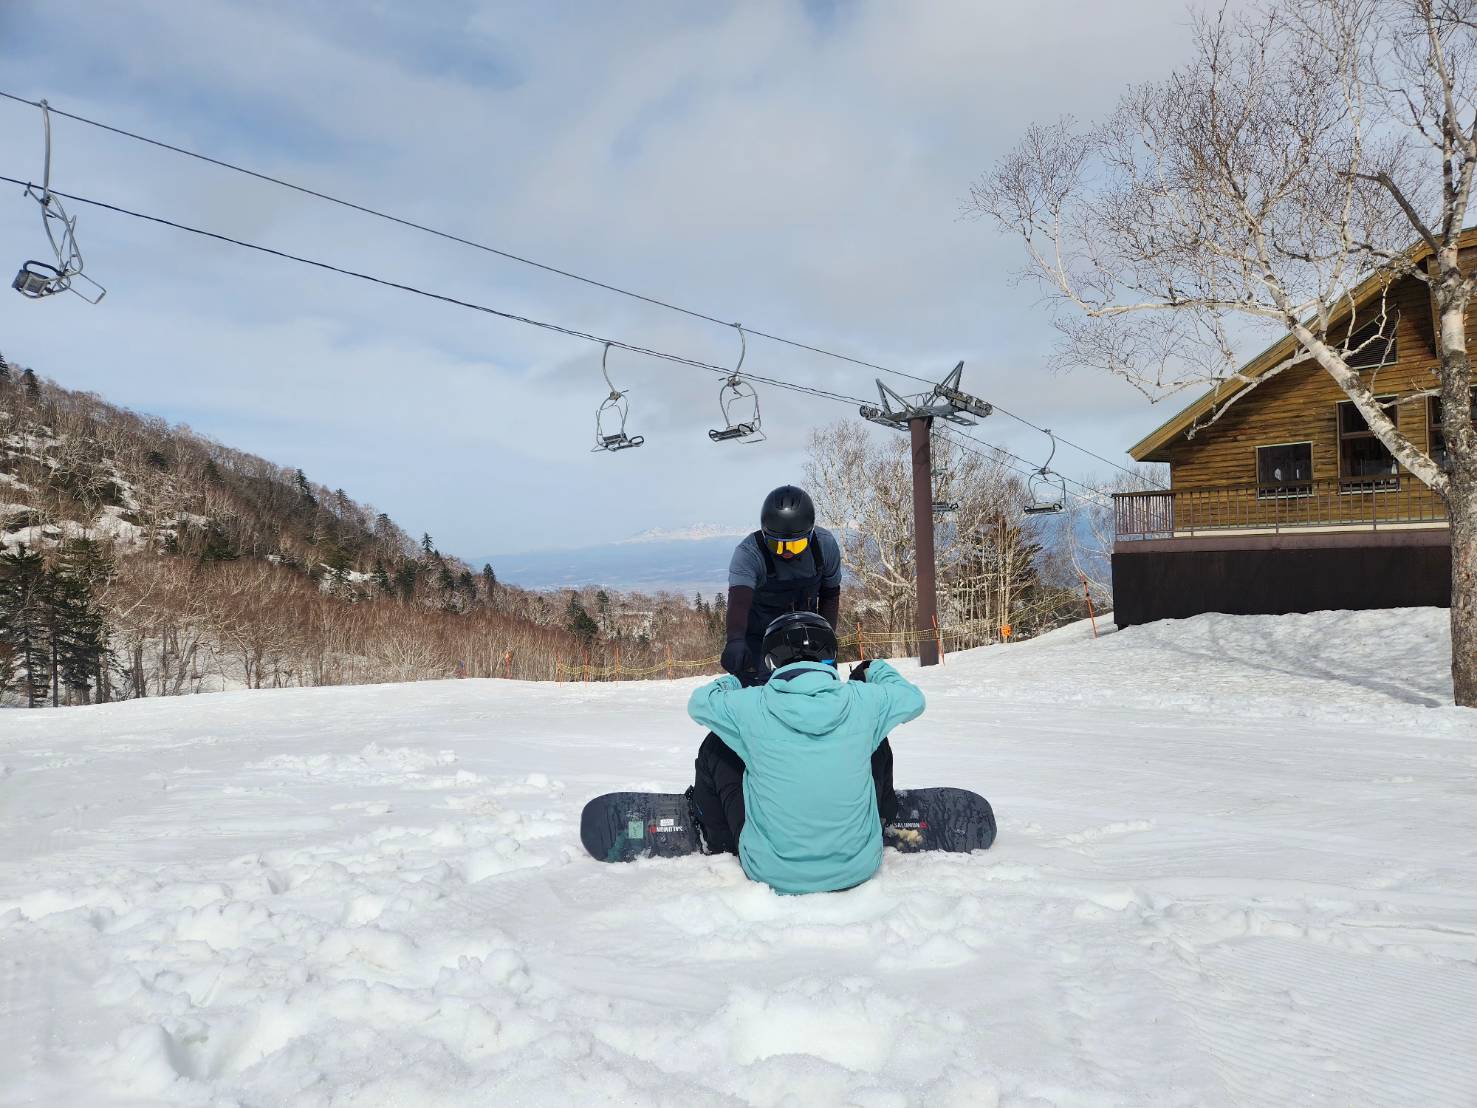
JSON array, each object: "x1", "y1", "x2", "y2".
[
  {"x1": 1113, "y1": 476, "x2": 1449, "y2": 541},
  {"x1": 1110, "y1": 477, "x2": 1451, "y2": 627}
]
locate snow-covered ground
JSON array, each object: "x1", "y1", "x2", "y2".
[{"x1": 1, "y1": 609, "x2": 1475, "y2": 1107}]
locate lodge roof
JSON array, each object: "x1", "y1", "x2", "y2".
[{"x1": 1127, "y1": 229, "x2": 1476, "y2": 463}]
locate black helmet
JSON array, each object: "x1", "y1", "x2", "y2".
[
  {"x1": 762, "y1": 611, "x2": 838, "y2": 671},
  {"x1": 760, "y1": 485, "x2": 815, "y2": 541}
]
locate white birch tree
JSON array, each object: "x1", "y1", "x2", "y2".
[{"x1": 968, "y1": 0, "x2": 1477, "y2": 705}]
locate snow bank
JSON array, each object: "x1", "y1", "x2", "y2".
[{"x1": 0, "y1": 608, "x2": 1473, "y2": 1106}]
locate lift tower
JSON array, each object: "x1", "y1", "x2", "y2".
[{"x1": 859, "y1": 362, "x2": 992, "y2": 666}]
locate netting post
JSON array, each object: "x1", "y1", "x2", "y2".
[
  {"x1": 666, "y1": 645, "x2": 674, "y2": 680},
  {"x1": 1080, "y1": 574, "x2": 1099, "y2": 639},
  {"x1": 933, "y1": 613, "x2": 945, "y2": 665}
]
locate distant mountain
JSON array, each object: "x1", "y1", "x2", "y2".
[
  {"x1": 480, "y1": 526, "x2": 751, "y2": 596},
  {"x1": 618, "y1": 523, "x2": 748, "y2": 545}
]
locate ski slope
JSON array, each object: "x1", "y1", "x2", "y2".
[{"x1": 1, "y1": 609, "x2": 1474, "y2": 1107}]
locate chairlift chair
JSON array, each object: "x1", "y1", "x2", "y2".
[
  {"x1": 12, "y1": 260, "x2": 62, "y2": 298},
  {"x1": 708, "y1": 324, "x2": 765, "y2": 443},
  {"x1": 593, "y1": 342, "x2": 644, "y2": 453},
  {"x1": 12, "y1": 101, "x2": 105, "y2": 304},
  {"x1": 1023, "y1": 430, "x2": 1066, "y2": 515},
  {"x1": 1023, "y1": 472, "x2": 1066, "y2": 515}
]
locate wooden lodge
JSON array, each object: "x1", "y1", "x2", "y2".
[{"x1": 1111, "y1": 239, "x2": 1472, "y2": 627}]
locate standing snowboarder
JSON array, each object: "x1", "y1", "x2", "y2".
[
  {"x1": 687, "y1": 612, "x2": 925, "y2": 894},
  {"x1": 721, "y1": 486, "x2": 842, "y2": 688}
]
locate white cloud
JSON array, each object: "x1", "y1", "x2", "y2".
[{"x1": 1, "y1": 0, "x2": 1208, "y2": 557}]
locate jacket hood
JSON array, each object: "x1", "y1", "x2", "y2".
[{"x1": 759, "y1": 661, "x2": 852, "y2": 734}]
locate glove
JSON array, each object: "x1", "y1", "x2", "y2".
[
  {"x1": 721, "y1": 639, "x2": 752, "y2": 678},
  {"x1": 849, "y1": 659, "x2": 873, "y2": 682}
]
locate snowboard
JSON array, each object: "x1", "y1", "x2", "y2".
[{"x1": 580, "y1": 787, "x2": 996, "y2": 864}]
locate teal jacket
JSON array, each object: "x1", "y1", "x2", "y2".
[{"x1": 687, "y1": 660, "x2": 926, "y2": 895}]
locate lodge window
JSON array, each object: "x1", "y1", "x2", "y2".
[
  {"x1": 1342, "y1": 318, "x2": 1397, "y2": 370},
  {"x1": 1256, "y1": 442, "x2": 1313, "y2": 497},
  {"x1": 1338, "y1": 396, "x2": 1399, "y2": 491},
  {"x1": 1429, "y1": 388, "x2": 1477, "y2": 469}
]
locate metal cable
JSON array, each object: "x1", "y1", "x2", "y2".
[
  {"x1": 3, "y1": 170, "x2": 1115, "y2": 506},
  {"x1": 936, "y1": 428, "x2": 1107, "y2": 507},
  {"x1": 0, "y1": 88, "x2": 1157, "y2": 486},
  {"x1": 0, "y1": 173, "x2": 869, "y2": 409}
]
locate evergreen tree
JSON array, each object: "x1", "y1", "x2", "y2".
[
  {"x1": 52, "y1": 573, "x2": 106, "y2": 703},
  {"x1": 202, "y1": 458, "x2": 222, "y2": 484},
  {"x1": 22, "y1": 367, "x2": 40, "y2": 402},
  {"x1": 55, "y1": 541, "x2": 113, "y2": 704},
  {"x1": 374, "y1": 513, "x2": 396, "y2": 543},
  {"x1": 566, "y1": 594, "x2": 599, "y2": 645},
  {"x1": 198, "y1": 520, "x2": 239, "y2": 563},
  {"x1": 0, "y1": 641, "x2": 17, "y2": 701},
  {"x1": 422, "y1": 532, "x2": 435, "y2": 556},
  {"x1": 394, "y1": 561, "x2": 418, "y2": 603},
  {"x1": 293, "y1": 468, "x2": 316, "y2": 505},
  {"x1": 481, "y1": 563, "x2": 497, "y2": 601},
  {"x1": 0, "y1": 547, "x2": 50, "y2": 707},
  {"x1": 372, "y1": 558, "x2": 392, "y2": 594},
  {"x1": 713, "y1": 592, "x2": 727, "y2": 639},
  {"x1": 0, "y1": 351, "x2": 10, "y2": 385}
]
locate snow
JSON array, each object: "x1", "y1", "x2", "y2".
[{"x1": 1, "y1": 608, "x2": 1474, "y2": 1107}]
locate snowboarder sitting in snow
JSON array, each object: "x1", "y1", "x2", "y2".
[{"x1": 685, "y1": 612, "x2": 926, "y2": 895}]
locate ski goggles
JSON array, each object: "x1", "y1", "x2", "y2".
[{"x1": 764, "y1": 533, "x2": 811, "y2": 556}]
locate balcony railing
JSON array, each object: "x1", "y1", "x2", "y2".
[{"x1": 1114, "y1": 476, "x2": 1449, "y2": 540}]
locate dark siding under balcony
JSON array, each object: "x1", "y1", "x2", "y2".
[{"x1": 1111, "y1": 529, "x2": 1451, "y2": 628}]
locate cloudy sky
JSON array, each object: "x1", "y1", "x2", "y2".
[{"x1": 1, "y1": 1, "x2": 1203, "y2": 559}]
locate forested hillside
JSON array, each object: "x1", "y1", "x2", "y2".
[{"x1": 0, "y1": 354, "x2": 727, "y2": 706}]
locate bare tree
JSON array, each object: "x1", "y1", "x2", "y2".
[
  {"x1": 970, "y1": 0, "x2": 1477, "y2": 704},
  {"x1": 805, "y1": 421, "x2": 1049, "y2": 648},
  {"x1": 807, "y1": 422, "x2": 917, "y2": 636},
  {"x1": 1057, "y1": 464, "x2": 1170, "y2": 609}
]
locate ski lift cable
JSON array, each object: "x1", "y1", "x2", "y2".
[
  {"x1": 935, "y1": 429, "x2": 1107, "y2": 508},
  {"x1": 943, "y1": 424, "x2": 1108, "y2": 500},
  {"x1": 0, "y1": 172, "x2": 871, "y2": 411},
  {"x1": 0, "y1": 169, "x2": 1120, "y2": 503},
  {"x1": 0, "y1": 89, "x2": 1158, "y2": 488},
  {"x1": 979, "y1": 401, "x2": 1164, "y2": 489},
  {"x1": 2, "y1": 172, "x2": 1114, "y2": 497},
  {"x1": 0, "y1": 170, "x2": 1117, "y2": 504}
]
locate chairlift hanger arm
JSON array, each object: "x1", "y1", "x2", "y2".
[
  {"x1": 594, "y1": 341, "x2": 643, "y2": 451},
  {"x1": 12, "y1": 99, "x2": 105, "y2": 303},
  {"x1": 709, "y1": 322, "x2": 764, "y2": 443}
]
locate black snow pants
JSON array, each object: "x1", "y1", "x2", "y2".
[{"x1": 689, "y1": 733, "x2": 897, "y2": 856}]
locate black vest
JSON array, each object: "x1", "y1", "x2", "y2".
[{"x1": 744, "y1": 530, "x2": 823, "y2": 652}]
